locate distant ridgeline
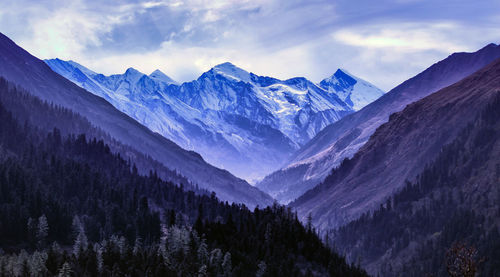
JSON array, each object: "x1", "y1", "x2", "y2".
[{"x1": 0, "y1": 78, "x2": 366, "y2": 276}]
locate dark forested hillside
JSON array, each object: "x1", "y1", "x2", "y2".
[
  {"x1": 330, "y1": 92, "x2": 500, "y2": 276},
  {"x1": 0, "y1": 77, "x2": 366, "y2": 276},
  {"x1": 0, "y1": 78, "x2": 198, "y2": 192}
]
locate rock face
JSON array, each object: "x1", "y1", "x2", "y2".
[
  {"x1": 291, "y1": 54, "x2": 500, "y2": 231},
  {"x1": 0, "y1": 32, "x2": 273, "y2": 209},
  {"x1": 45, "y1": 59, "x2": 384, "y2": 182},
  {"x1": 258, "y1": 43, "x2": 500, "y2": 204}
]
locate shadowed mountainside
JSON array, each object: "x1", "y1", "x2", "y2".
[{"x1": 291, "y1": 56, "x2": 500, "y2": 231}]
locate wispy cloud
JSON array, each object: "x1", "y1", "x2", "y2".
[
  {"x1": 1, "y1": 0, "x2": 498, "y2": 90},
  {"x1": 327, "y1": 20, "x2": 500, "y2": 89},
  {"x1": 332, "y1": 21, "x2": 487, "y2": 53}
]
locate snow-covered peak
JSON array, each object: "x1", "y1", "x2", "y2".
[
  {"x1": 283, "y1": 77, "x2": 313, "y2": 90},
  {"x1": 320, "y1": 69, "x2": 384, "y2": 111},
  {"x1": 124, "y1": 67, "x2": 141, "y2": 76},
  {"x1": 320, "y1": 69, "x2": 357, "y2": 91},
  {"x1": 212, "y1": 62, "x2": 251, "y2": 83},
  {"x1": 44, "y1": 58, "x2": 73, "y2": 73},
  {"x1": 45, "y1": 58, "x2": 95, "y2": 77},
  {"x1": 123, "y1": 67, "x2": 145, "y2": 84},
  {"x1": 66, "y1": 60, "x2": 97, "y2": 76},
  {"x1": 336, "y1": 68, "x2": 354, "y2": 76},
  {"x1": 149, "y1": 69, "x2": 178, "y2": 85}
]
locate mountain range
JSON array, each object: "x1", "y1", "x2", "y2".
[
  {"x1": 45, "y1": 59, "x2": 384, "y2": 181},
  {"x1": 258, "y1": 43, "x2": 500, "y2": 204},
  {"x1": 0, "y1": 32, "x2": 272, "y2": 209}
]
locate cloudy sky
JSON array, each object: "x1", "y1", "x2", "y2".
[{"x1": 1, "y1": 0, "x2": 498, "y2": 90}]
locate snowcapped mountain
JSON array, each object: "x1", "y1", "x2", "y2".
[
  {"x1": 319, "y1": 69, "x2": 384, "y2": 111},
  {"x1": 45, "y1": 59, "x2": 384, "y2": 181},
  {"x1": 149, "y1": 69, "x2": 178, "y2": 85}
]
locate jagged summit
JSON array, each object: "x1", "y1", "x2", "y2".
[
  {"x1": 124, "y1": 67, "x2": 141, "y2": 75},
  {"x1": 319, "y1": 68, "x2": 384, "y2": 111},
  {"x1": 46, "y1": 58, "x2": 97, "y2": 77},
  {"x1": 322, "y1": 69, "x2": 357, "y2": 91},
  {"x1": 151, "y1": 69, "x2": 165, "y2": 75},
  {"x1": 150, "y1": 69, "x2": 168, "y2": 78},
  {"x1": 211, "y1": 62, "x2": 252, "y2": 83},
  {"x1": 149, "y1": 69, "x2": 177, "y2": 85},
  {"x1": 121, "y1": 67, "x2": 145, "y2": 85},
  {"x1": 214, "y1": 61, "x2": 236, "y2": 68},
  {"x1": 334, "y1": 68, "x2": 357, "y2": 81},
  {"x1": 66, "y1": 60, "x2": 97, "y2": 75}
]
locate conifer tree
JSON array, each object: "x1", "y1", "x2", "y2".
[
  {"x1": 222, "y1": 252, "x2": 232, "y2": 276},
  {"x1": 36, "y1": 215, "x2": 49, "y2": 248},
  {"x1": 58, "y1": 262, "x2": 72, "y2": 277}
]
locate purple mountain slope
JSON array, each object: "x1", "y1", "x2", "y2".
[{"x1": 291, "y1": 50, "x2": 500, "y2": 231}]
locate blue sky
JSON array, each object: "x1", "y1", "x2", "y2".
[{"x1": 1, "y1": 0, "x2": 498, "y2": 90}]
